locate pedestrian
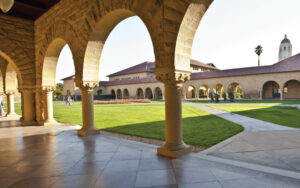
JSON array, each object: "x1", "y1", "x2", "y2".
[{"x1": 0, "y1": 96, "x2": 4, "y2": 116}]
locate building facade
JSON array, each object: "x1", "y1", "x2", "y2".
[{"x1": 63, "y1": 35, "x2": 300, "y2": 101}]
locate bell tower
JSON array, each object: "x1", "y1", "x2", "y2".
[{"x1": 278, "y1": 34, "x2": 292, "y2": 61}]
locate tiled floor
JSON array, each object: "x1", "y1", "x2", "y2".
[{"x1": 0, "y1": 120, "x2": 300, "y2": 187}]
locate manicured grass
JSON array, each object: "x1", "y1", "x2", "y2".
[
  {"x1": 188, "y1": 99, "x2": 300, "y2": 105},
  {"x1": 54, "y1": 103, "x2": 243, "y2": 147},
  {"x1": 210, "y1": 105, "x2": 300, "y2": 128}
]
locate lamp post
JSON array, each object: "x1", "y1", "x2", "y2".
[{"x1": 0, "y1": 0, "x2": 14, "y2": 13}]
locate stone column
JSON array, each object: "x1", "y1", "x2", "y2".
[
  {"x1": 20, "y1": 89, "x2": 37, "y2": 126},
  {"x1": 43, "y1": 87, "x2": 56, "y2": 125},
  {"x1": 77, "y1": 82, "x2": 100, "y2": 136},
  {"x1": 156, "y1": 72, "x2": 192, "y2": 158},
  {"x1": 6, "y1": 92, "x2": 16, "y2": 117}
]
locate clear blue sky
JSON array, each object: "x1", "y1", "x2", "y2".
[{"x1": 56, "y1": 0, "x2": 300, "y2": 82}]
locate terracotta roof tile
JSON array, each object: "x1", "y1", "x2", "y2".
[{"x1": 191, "y1": 53, "x2": 300, "y2": 79}]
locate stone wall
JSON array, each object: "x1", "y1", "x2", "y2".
[{"x1": 0, "y1": 14, "x2": 35, "y2": 89}]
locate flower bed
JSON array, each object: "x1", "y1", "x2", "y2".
[{"x1": 94, "y1": 99, "x2": 151, "y2": 104}]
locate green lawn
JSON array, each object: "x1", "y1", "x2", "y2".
[
  {"x1": 188, "y1": 99, "x2": 300, "y2": 105},
  {"x1": 54, "y1": 103, "x2": 243, "y2": 147},
  {"x1": 210, "y1": 105, "x2": 300, "y2": 128}
]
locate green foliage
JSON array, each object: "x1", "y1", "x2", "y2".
[
  {"x1": 53, "y1": 83, "x2": 64, "y2": 99},
  {"x1": 255, "y1": 45, "x2": 263, "y2": 56}
]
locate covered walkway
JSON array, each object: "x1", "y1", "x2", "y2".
[{"x1": 0, "y1": 119, "x2": 300, "y2": 187}]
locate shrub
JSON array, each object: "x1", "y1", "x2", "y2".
[{"x1": 94, "y1": 99, "x2": 151, "y2": 104}]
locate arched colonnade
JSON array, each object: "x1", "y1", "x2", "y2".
[{"x1": 0, "y1": 0, "x2": 214, "y2": 158}]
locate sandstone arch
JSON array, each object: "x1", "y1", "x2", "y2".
[
  {"x1": 186, "y1": 85, "x2": 196, "y2": 99},
  {"x1": 111, "y1": 89, "x2": 116, "y2": 99},
  {"x1": 154, "y1": 87, "x2": 163, "y2": 100},
  {"x1": 228, "y1": 82, "x2": 243, "y2": 99},
  {"x1": 145, "y1": 88, "x2": 153, "y2": 100},
  {"x1": 136, "y1": 88, "x2": 144, "y2": 99},
  {"x1": 123, "y1": 89, "x2": 130, "y2": 99},
  {"x1": 117, "y1": 89, "x2": 122, "y2": 99},
  {"x1": 262, "y1": 81, "x2": 280, "y2": 99},
  {"x1": 283, "y1": 80, "x2": 300, "y2": 99}
]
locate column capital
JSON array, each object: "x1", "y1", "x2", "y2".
[
  {"x1": 77, "y1": 81, "x2": 99, "y2": 91},
  {"x1": 5, "y1": 90, "x2": 16, "y2": 95},
  {"x1": 154, "y1": 68, "x2": 190, "y2": 86},
  {"x1": 42, "y1": 86, "x2": 56, "y2": 93}
]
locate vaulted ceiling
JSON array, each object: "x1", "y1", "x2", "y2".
[{"x1": 1, "y1": 0, "x2": 60, "y2": 20}]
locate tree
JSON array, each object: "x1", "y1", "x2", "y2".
[
  {"x1": 255, "y1": 45, "x2": 263, "y2": 66},
  {"x1": 53, "y1": 83, "x2": 64, "y2": 100}
]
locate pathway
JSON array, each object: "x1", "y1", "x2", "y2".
[{"x1": 185, "y1": 101, "x2": 297, "y2": 132}]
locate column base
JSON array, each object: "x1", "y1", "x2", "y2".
[
  {"x1": 21, "y1": 120, "x2": 38, "y2": 126},
  {"x1": 77, "y1": 127, "x2": 100, "y2": 136},
  {"x1": 157, "y1": 145, "x2": 192, "y2": 158},
  {"x1": 5, "y1": 113, "x2": 18, "y2": 118},
  {"x1": 44, "y1": 120, "x2": 60, "y2": 126}
]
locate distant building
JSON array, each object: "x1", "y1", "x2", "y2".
[{"x1": 62, "y1": 35, "x2": 300, "y2": 100}]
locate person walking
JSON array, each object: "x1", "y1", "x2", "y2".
[{"x1": 0, "y1": 96, "x2": 4, "y2": 116}]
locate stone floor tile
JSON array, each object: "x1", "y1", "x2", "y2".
[
  {"x1": 112, "y1": 150, "x2": 142, "y2": 160},
  {"x1": 139, "y1": 158, "x2": 172, "y2": 171},
  {"x1": 174, "y1": 167, "x2": 217, "y2": 184},
  {"x1": 94, "y1": 171, "x2": 137, "y2": 188},
  {"x1": 103, "y1": 159, "x2": 140, "y2": 172},
  {"x1": 51, "y1": 174, "x2": 98, "y2": 188},
  {"x1": 66, "y1": 161, "x2": 107, "y2": 175},
  {"x1": 80, "y1": 152, "x2": 114, "y2": 163},
  {"x1": 10, "y1": 177, "x2": 58, "y2": 188},
  {"x1": 179, "y1": 181, "x2": 222, "y2": 188},
  {"x1": 135, "y1": 169, "x2": 176, "y2": 187}
]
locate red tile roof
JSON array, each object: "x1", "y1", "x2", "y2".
[
  {"x1": 99, "y1": 77, "x2": 158, "y2": 86},
  {"x1": 107, "y1": 61, "x2": 154, "y2": 77},
  {"x1": 61, "y1": 75, "x2": 75, "y2": 81},
  {"x1": 107, "y1": 60, "x2": 217, "y2": 77},
  {"x1": 191, "y1": 53, "x2": 300, "y2": 79}
]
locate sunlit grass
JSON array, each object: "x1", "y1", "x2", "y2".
[
  {"x1": 210, "y1": 105, "x2": 300, "y2": 128},
  {"x1": 54, "y1": 103, "x2": 243, "y2": 147}
]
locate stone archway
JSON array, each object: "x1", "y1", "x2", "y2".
[
  {"x1": 136, "y1": 88, "x2": 144, "y2": 99},
  {"x1": 117, "y1": 89, "x2": 122, "y2": 99},
  {"x1": 186, "y1": 85, "x2": 196, "y2": 99},
  {"x1": 199, "y1": 85, "x2": 209, "y2": 98},
  {"x1": 145, "y1": 88, "x2": 153, "y2": 100},
  {"x1": 283, "y1": 80, "x2": 300, "y2": 99},
  {"x1": 214, "y1": 84, "x2": 225, "y2": 98},
  {"x1": 228, "y1": 82, "x2": 243, "y2": 99},
  {"x1": 154, "y1": 87, "x2": 163, "y2": 100},
  {"x1": 41, "y1": 39, "x2": 76, "y2": 125},
  {"x1": 262, "y1": 81, "x2": 280, "y2": 99},
  {"x1": 97, "y1": 89, "x2": 103, "y2": 96},
  {"x1": 111, "y1": 90, "x2": 116, "y2": 99},
  {"x1": 123, "y1": 89, "x2": 130, "y2": 99}
]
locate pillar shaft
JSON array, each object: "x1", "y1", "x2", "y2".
[
  {"x1": 78, "y1": 85, "x2": 100, "y2": 136},
  {"x1": 164, "y1": 83, "x2": 185, "y2": 149},
  {"x1": 157, "y1": 82, "x2": 191, "y2": 158},
  {"x1": 6, "y1": 93, "x2": 16, "y2": 116},
  {"x1": 21, "y1": 90, "x2": 37, "y2": 126},
  {"x1": 43, "y1": 90, "x2": 55, "y2": 124}
]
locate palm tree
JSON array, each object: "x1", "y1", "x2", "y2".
[{"x1": 255, "y1": 45, "x2": 263, "y2": 66}]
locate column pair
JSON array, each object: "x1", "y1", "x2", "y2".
[{"x1": 156, "y1": 71, "x2": 192, "y2": 158}]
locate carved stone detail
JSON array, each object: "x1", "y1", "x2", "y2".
[
  {"x1": 42, "y1": 86, "x2": 56, "y2": 93},
  {"x1": 154, "y1": 68, "x2": 191, "y2": 85},
  {"x1": 77, "y1": 81, "x2": 99, "y2": 91}
]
